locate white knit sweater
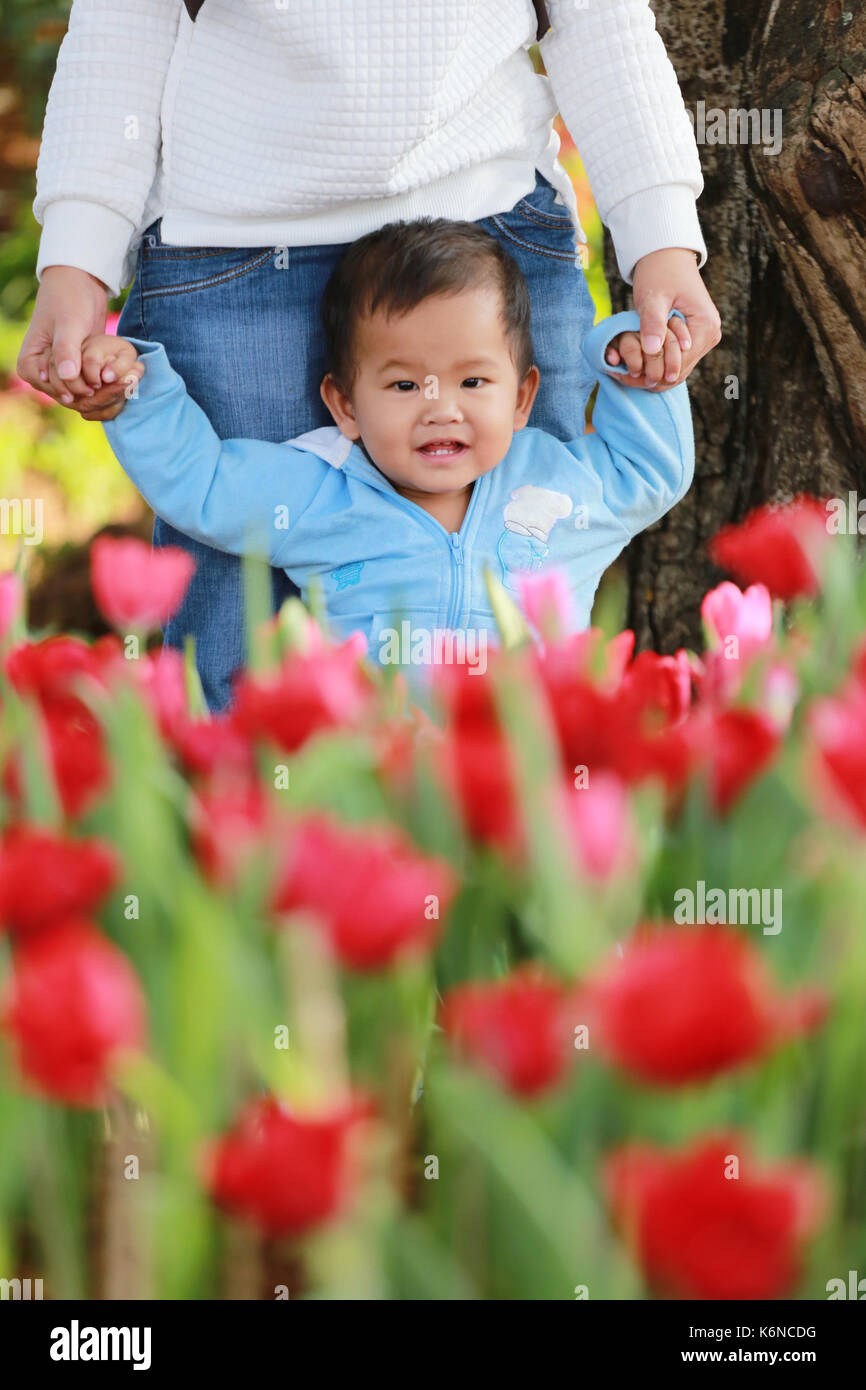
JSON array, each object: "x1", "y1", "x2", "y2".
[{"x1": 33, "y1": 0, "x2": 707, "y2": 298}]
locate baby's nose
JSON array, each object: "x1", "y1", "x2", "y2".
[{"x1": 422, "y1": 397, "x2": 464, "y2": 422}]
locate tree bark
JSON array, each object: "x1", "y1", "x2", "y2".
[{"x1": 605, "y1": 0, "x2": 866, "y2": 653}]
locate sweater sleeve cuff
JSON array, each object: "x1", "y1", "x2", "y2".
[
  {"x1": 605, "y1": 185, "x2": 708, "y2": 286},
  {"x1": 36, "y1": 200, "x2": 139, "y2": 299}
]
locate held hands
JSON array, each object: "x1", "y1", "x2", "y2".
[
  {"x1": 75, "y1": 335, "x2": 145, "y2": 420},
  {"x1": 15, "y1": 267, "x2": 145, "y2": 421},
  {"x1": 605, "y1": 319, "x2": 689, "y2": 389},
  {"x1": 604, "y1": 247, "x2": 723, "y2": 391}
]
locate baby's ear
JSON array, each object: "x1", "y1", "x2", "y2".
[
  {"x1": 514, "y1": 364, "x2": 540, "y2": 428},
  {"x1": 320, "y1": 372, "x2": 359, "y2": 437}
]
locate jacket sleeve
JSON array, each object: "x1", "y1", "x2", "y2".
[
  {"x1": 101, "y1": 338, "x2": 328, "y2": 567},
  {"x1": 569, "y1": 310, "x2": 694, "y2": 540},
  {"x1": 540, "y1": 0, "x2": 706, "y2": 283},
  {"x1": 33, "y1": 0, "x2": 182, "y2": 297}
]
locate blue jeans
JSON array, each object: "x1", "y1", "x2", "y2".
[{"x1": 117, "y1": 172, "x2": 599, "y2": 712}]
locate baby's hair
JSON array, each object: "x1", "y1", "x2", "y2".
[{"x1": 320, "y1": 218, "x2": 535, "y2": 394}]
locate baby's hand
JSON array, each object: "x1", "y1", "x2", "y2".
[
  {"x1": 75, "y1": 335, "x2": 145, "y2": 421},
  {"x1": 605, "y1": 319, "x2": 690, "y2": 390}
]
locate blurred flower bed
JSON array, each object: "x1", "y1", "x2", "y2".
[
  {"x1": 0, "y1": 312, "x2": 144, "y2": 557},
  {"x1": 0, "y1": 498, "x2": 864, "y2": 1300},
  {"x1": 0, "y1": 306, "x2": 150, "y2": 640}
]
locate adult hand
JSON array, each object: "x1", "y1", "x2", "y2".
[
  {"x1": 16, "y1": 265, "x2": 111, "y2": 407},
  {"x1": 604, "y1": 247, "x2": 722, "y2": 391}
]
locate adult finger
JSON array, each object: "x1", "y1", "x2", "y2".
[
  {"x1": 663, "y1": 329, "x2": 682, "y2": 384},
  {"x1": 635, "y1": 289, "x2": 672, "y2": 361},
  {"x1": 49, "y1": 330, "x2": 94, "y2": 401}
]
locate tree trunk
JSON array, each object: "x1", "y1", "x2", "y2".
[{"x1": 605, "y1": 0, "x2": 866, "y2": 654}]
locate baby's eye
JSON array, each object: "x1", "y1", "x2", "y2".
[
  {"x1": 389, "y1": 380, "x2": 418, "y2": 392},
  {"x1": 462, "y1": 377, "x2": 486, "y2": 389}
]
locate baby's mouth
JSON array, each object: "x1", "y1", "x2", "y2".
[{"x1": 417, "y1": 440, "x2": 469, "y2": 459}]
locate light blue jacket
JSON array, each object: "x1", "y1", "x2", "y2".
[{"x1": 103, "y1": 310, "x2": 693, "y2": 661}]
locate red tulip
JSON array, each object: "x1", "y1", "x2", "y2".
[
  {"x1": 90, "y1": 536, "x2": 195, "y2": 631},
  {"x1": 852, "y1": 638, "x2": 866, "y2": 689},
  {"x1": 3, "y1": 637, "x2": 112, "y2": 818},
  {"x1": 272, "y1": 814, "x2": 456, "y2": 970},
  {"x1": 204, "y1": 1093, "x2": 373, "y2": 1237},
  {"x1": 702, "y1": 707, "x2": 780, "y2": 814},
  {"x1": 809, "y1": 680, "x2": 866, "y2": 832},
  {"x1": 0, "y1": 826, "x2": 119, "y2": 937},
  {"x1": 373, "y1": 707, "x2": 443, "y2": 798},
  {"x1": 621, "y1": 649, "x2": 694, "y2": 728},
  {"x1": 434, "y1": 660, "x2": 524, "y2": 855},
  {"x1": 141, "y1": 648, "x2": 253, "y2": 776},
  {"x1": 172, "y1": 715, "x2": 254, "y2": 778},
  {"x1": 1, "y1": 919, "x2": 147, "y2": 1106},
  {"x1": 538, "y1": 646, "x2": 694, "y2": 793},
  {"x1": 440, "y1": 966, "x2": 580, "y2": 1096},
  {"x1": 190, "y1": 782, "x2": 271, "y2": 887},
  {"x1": 5, "y1": 635, "x2": 104, "y2": 700},
  {"x1": 233, "y1": 637, "x2": 371, "y2": 752},
  {"x1": 603, "y1": 1134, "x2": 827, "y2": 1299},
  {"x1": 581, "y1": 926, "x2": 827, "y2": 1085},
  {"x1": 3, "y1": 696, "x2": 111, "y2": 822},
  {"x1": 42, "y1": 695, "x2": 112, "y2": 819},
  {"x1": 709, "y1": 496, "x2": 829, "y2": 602},
  {"x1": 448, "y1": 721, "x2": 524, "y2": 854}
]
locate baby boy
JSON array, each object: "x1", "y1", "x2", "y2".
[{"x1": 90, "y1": 218, "x2": 694, "y2": 674}]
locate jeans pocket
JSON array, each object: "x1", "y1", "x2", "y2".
[
  {"x1": 489, "y1": 178, "x2": 578, "y2": 260},
  {"x1": 515, "y1": 175, "x2": 574, "y2": 226},
  {"x1": 140, "y1": 220, "x2": 275, "y2": 298}
]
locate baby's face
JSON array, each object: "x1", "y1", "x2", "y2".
[{"x1": 321, "y1": 286, "x2": 539, "y2": 504}]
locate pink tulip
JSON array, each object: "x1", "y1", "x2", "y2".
[
  {"x1": 135, "y1": 645, "x2": 189, "y2": 733},
  {"x1": 700, "y1": 582, "x2": 774, "y2": 704},
  {"x1": 90, "y1": 536, "x2": 196, "y2": 631},
  {"x1": 563, "y1": 771, "x2": 635, "y2": 880},
  {"x1": 0, "y1": 572, "x2": 23, "y2": 641},
  {"x1": 535, "y1": 626, "x2": 636, "y2": 695},
  {"x1": 760, "y1": 662, "x2": 800, "y2": 732},
  {"x1": 702, "y1": 581, "x2": 773, "y2": 660},
  {"x1": 518, "y1": 568, "x2": 575, "y2": 641}
]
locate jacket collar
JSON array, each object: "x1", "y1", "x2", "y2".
[
  {"x1": 284, "y1": 425, "x2": 355, "y2": 470},
  {"x1": 283, "y1": 426, "x2": 405, "y2": 496}
]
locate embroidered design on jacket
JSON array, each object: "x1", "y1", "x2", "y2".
[
  {"x1": 332, "y1": 560, "x2": 365, "y2": 590},
  {"x1": 496, "y1": 485, "x2": 573, "y2": 593}
]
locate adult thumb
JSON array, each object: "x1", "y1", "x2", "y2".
[
  {"x1": 638, "y1": 293, "x2": 671, "y2": 357},
  {"x1": 52, "y1": 326, "x2": 84, "y2": 382}
]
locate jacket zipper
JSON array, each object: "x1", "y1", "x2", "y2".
[
  {"x1": 446, "y1": 531, "x2": 464, "y2": 630},
  {"x1": 358, "y1": 474, "x2": 484, "y2": 631}
]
